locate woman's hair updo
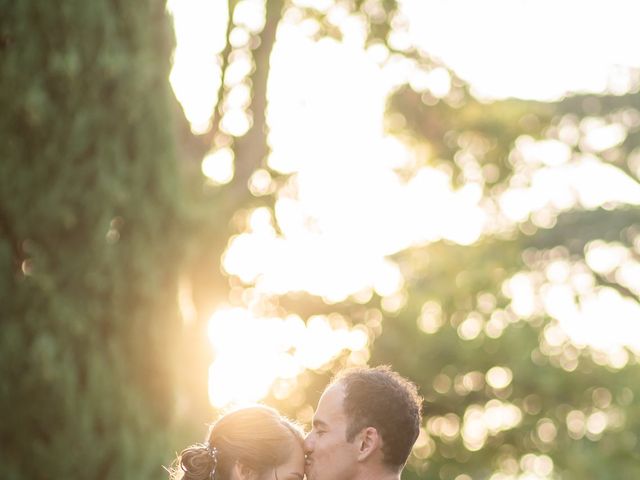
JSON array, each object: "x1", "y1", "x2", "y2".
[{"x1": 170, "y1": 406, "x2": 304, "y2": 480}]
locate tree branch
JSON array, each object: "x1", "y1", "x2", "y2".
[{"x1": 229, "y1": 0, "x2": 284, "y2": 203}]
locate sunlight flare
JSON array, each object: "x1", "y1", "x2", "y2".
[{"x1": 207, "y1": 307, "x2": 370, "y2": 407}]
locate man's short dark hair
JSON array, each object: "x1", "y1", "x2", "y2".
[{"x1": 333, "y1": 365, "x2": 423, "y2": 470}]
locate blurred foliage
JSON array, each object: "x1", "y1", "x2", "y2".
[
  {"x1": 0, "y1": 1, "x2": 187, "y2": 479},
  {"x1": 369, "y1": 57, "x2": 640, "y2": 478}
]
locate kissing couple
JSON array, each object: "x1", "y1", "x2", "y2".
[{"x1": 170, "y1": 366, "x2": 423, "y2": 480}]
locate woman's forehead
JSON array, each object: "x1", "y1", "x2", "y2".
[{"x1": 277, "y1": 444, "x2": 305, "y2": 479}]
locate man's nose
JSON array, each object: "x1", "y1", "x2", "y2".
[{"x1": 303, "y1": 432, "x2": 315, "y2": 453}]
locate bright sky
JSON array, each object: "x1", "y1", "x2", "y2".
[
  {"x1": 168, "y1": 0, "x2": 640, "y2": 408},
  {"x1": 400, "y1": 0, "x2": 640, "y2": 100}
]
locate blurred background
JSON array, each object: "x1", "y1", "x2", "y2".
[{"x1": 2, "y1": 0, "x2": 640, "y2": 479}]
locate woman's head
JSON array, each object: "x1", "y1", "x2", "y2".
[{"x1": 172, "y1": 406, "x2": 305, "y2": 480}]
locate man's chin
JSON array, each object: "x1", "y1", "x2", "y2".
[{"x1": 304, "y1": 465, "x2": 315, "y2": 480}]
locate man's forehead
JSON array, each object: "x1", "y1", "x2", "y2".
[{"x1": 314, "y1": 382, "x2": 347, "y2": 421}]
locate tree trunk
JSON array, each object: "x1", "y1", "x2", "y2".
[{"x1": 0, "y1": 1, "x2": 185, "y2": 478}]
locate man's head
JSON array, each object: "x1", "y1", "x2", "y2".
[{"x1": 304, "y1": 366, "x2": 423, "y2": 480}]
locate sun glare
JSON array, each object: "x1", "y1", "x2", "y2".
[
  {"x1": 207, "y1": 307, "x2": 370, "y2": 407},
  {"x1": 202, "y1": 147, "x2": 235, "y2": 185},
  {"x1": 169, "y1": 0, "x2": 640, "y2": 410},
  {"x1": 167, "y1": 0, "x2": 228, "y2": 133}
]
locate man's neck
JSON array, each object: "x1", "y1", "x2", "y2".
[{"x1": 353, "y1": 465, "x2": 402, "y2": 480}]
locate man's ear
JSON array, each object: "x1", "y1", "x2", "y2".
[
  {"x1": 356, "y1": 426, "x2": 381, "y2": 462},
  {"x1": 231, "y1": 461, "x2": 258, "y2": 480}
]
